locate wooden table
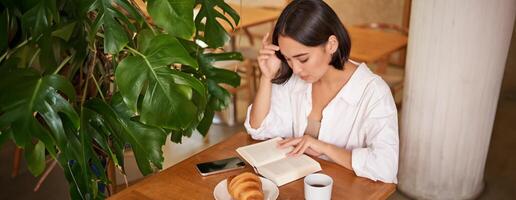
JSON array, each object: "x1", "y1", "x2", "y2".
[
  {"x1": 348, "y1": 27, "x2": 408, "y2": 74},
  {"x1": 109, "y1": 132, "x2": 396, "y2": 200},
  {"x1": 222, "y1": 4, "x2": 282, "y2": 32}
]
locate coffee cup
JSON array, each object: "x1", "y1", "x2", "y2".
[{"x1": 304, "y1": 173, "x2": 333, "y2": 200}]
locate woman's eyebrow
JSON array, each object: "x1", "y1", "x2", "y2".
[
  {"x1": 293, "y1": 53, "x2": 309, "y2": 58},
  {"x1": 284, "y1": 53, "x2": 308, "y2": 59}
]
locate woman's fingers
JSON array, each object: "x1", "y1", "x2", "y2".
[
  {"x1": 276, "y1": 138, "x2": 292, "y2": 146},
  {"x1": 262, "y1": 32, "x2": 270, "y2": 46},
  {"x1": 259, "y1": 49, "x2": 276, "y2": 55},
  {"x1": 293, "y1": 142, "x2": 310, "y2": 157},
  {"x1": 261, "y1": 33, "x2": 280, "y2": 50},
  {"x1": 263, "y1": 44, "x2": 280, "y2": 51},
  {"x1": 277, "y1": 138, "x2": 301, "y2": 148},
  {"x1": 289, "y1": 139, "x2": 306, "y2": 156},
  {"x1": 279, "y1": 137, "x2": 317, "y2": 156},
  {"x1": 257, "y1": 55, "x2": 270, "y2": 62},
  {"x1": 276, "y1": 138, "x2": 292, "y2": 147}
]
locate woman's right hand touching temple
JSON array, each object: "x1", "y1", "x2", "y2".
[
  {"x1": 257, "y1": 33, "x2": 281, "y2": 81},
  {"x1": 249, "y1": 33, "x2": 281, "y2": 129}
]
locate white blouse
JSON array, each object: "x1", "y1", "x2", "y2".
[{"x1": 244, "y1": 63, "x2": 399, "y2": 183}]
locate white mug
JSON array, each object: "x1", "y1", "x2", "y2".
[{"x1": 304, "y1": 173, "x2": 333, "y2": 200}]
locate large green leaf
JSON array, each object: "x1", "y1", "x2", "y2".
[
  {"x1": 38, "y1": 93, "x2": 80, "y2": 157},
  {"x1": 198, "y1": 52, "x2": 241, "y2": 87},
  {"x1": 137, "y1": 29, "x2": 154, "y2": 51},
  {"x1": 97, "y1": 0, "x2": 129, "y2": 54},
  {"x1": 141, "y1": 34, "x2": 198, "y2": 68},
  {"x1": 78, "y1": 108, "x2": 107, "y2": 193},
  {"x1": 20, "y1": 0, "x2": 59, "y2": 37},
  {"x1": 25, "y1": 141, "x2": 46, "y2": 176},
  {"x1": 0, "y1": 68, "x2": 75, "y2": 147},
  {"x1": 86, "y1": 96, "x2": 168, "y2": 175},
  {"x1": 196, "y1": 105, "x2": 214, "y2": 136},
  {"x1": 51, "y1": 106, "x2": 107, "y2": 200},
  {"x1": 51, "y1": 22, "x2": 77, "y2": 41},
  {"x1": 193, "y1": 51, "x2": 242, "y2": 134},
  {"x1": 195, "y1": 0, "x2": 239, "y2": 47},
  {"x1": 147, "y1": 0, "x2": 195, "y2": 39},
  {"x1": 38, "y1": 32, "x2": 58, "y2": 73},
  {"x1": 87, "y1": 110, "x2": 124, "y2": 170},
  {"x1": 206, "y1": 79, "x2": 230, "y2": 110},
  {"x1": 116, "y1": 33, "x2": 204, "y2": 130}
]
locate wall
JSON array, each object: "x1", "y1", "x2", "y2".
[{"x1": 501, "y1": 21, "x2": 516, "y2": 96}]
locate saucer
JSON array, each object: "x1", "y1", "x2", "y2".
[{"x1": 213, "y1": 177, "x2": 279, "y2": 200}]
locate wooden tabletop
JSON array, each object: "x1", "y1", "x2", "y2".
[
  {"x1": 109, "y1": 132, "x2": 396, "y2": 200},
  {"x1": 348, "y1": 26, "x2": 408, "y2": 64}
]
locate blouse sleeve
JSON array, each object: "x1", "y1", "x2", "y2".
[
  {"x1": 244, "y1": 79, "x2": 294, "y2": 140},
  {"x1": 351, "y1": 82, "x2": 399, "y2": 183}
]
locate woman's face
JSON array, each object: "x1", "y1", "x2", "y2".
[{"x1": 278, "y1": 35, "x2": 336, "y2": 83}]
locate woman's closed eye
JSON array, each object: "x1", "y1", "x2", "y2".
[
  {"x1": 285, "y1": 55, "x2": 308, "y2": 63},
  {"x1": 299, "y1": 57, "x2": 309, "y2": 63}
]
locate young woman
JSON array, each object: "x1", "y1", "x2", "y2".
[{"x1": 244, "y1": 0, "x2": 399, "y2": 183}]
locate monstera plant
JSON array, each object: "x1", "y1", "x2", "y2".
[{"x1": 0, "y1": 0, "x2": 241, "y2": 199}]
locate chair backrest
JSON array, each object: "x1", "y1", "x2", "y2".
[{"x1": 356, "y1": 23, "x2": 408, "y2": 35}]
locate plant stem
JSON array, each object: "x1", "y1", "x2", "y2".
[
  {"x1": 27, "y1": 49, "x2": 41, "y2": 68},
  {"x1": 91, "y1": 73, "x2": 105, "y2": 101},
  {"x1": 3, "y1": 37, "x2": 32, "y2": 61},
  {"x1": 66, "y1": 162, "x2": 85, "y2": 200},
  {"x1": 53, "y1": 54, "x2": 74, "y2": 75},
  {"x1": 81, "y1": 49, "x2": 97, "y2": 106},
  {"x1": 125, "y1": 45, "x2": 155, "y2": 71},
  {"x1": 125, "y1": 46, "x2": 154, "y2": 73},
  {"x1": 125, "y1": 45, "x2": 143, "y2": 57},
  {"x1": 0, "y1": 50, "x2": 8, "y2": 62},
  {"x1": 29, "y1": 79, "x2": 43, "y2": 111},
  {"x1": 125, "y1": 45, "x2": 165, "y2": 96},
  {"x1": 96, "y1": 32, "x2": 104, "y2": 38}
]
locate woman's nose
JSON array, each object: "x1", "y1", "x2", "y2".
[{"x1": 291, "y1": 63, "x2": 302, "y2": 74}]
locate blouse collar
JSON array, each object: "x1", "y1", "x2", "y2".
[{"x1": 291, "y1": 62, "x2": 377, "y2": 106}]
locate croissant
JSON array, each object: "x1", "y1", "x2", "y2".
[{"x1": 227, "y1": 172, "x2": 264, "y2": 200}]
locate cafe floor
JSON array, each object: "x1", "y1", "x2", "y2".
[{"x1": 1, "y1": 87, "x2": 515, "y2": 200}]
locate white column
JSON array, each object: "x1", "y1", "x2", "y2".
[{"x1": 398, "y1": 0, "x2": 516, "y2": 199}]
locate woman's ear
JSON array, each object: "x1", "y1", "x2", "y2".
[{"x1": 325, "y1": 35, "x2": 339, "y2": 54}]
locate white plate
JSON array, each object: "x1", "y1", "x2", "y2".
[{"x1": 213, "y1": 177, "x2": 279, "y2": 200}]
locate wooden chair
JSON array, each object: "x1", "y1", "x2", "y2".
[
  {"x1": 227, "y1": 0, "x2": 288, "y2": 49},
  {"x1": 213, "y1": 58, "x2": 257, "y2": 125},
  {"x1": 355, "y1": 23, "x2": 408, "y2": 108}
]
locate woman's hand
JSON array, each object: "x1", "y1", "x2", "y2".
[
  {"x1": 257, "y1": 32, "x2": 282, "y2": 81},
  {"x1": 277, "y1": 135, "x2": 327, "y2": 157}
]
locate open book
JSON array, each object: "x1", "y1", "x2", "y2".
[{"x1": 236, "y1": 137, "x2": 322, "y2": 186}]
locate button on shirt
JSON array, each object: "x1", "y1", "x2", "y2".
[{"x1": 244, "y1": 63, "x2": 399, "y2": 183}]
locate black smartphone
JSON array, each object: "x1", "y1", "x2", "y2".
[{"x1": 196, "y1": 157, "x2": 246, "y2": 176}]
